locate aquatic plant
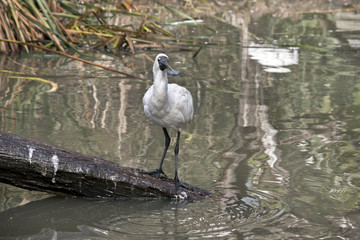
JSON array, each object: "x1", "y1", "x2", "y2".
[{"x1": 0, "y1": 0, "x2": 205, "y2": 53}]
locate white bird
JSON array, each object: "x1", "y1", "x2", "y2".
[{"x1": 143, "y1": 53, "x2": 194, "y2": 191}]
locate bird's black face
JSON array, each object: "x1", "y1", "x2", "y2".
[
  {"x1": 158, "y1": 56, "x2": 169, "y2": 71},
  {"x1": 157, "y1": 55, "x2": 180, "y2": 76}
]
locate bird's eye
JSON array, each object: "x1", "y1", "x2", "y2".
[{"x1": 158, "y1": 57, "x2": 161, "y2": 62}]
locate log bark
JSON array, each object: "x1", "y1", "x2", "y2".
[{"x1": 0, "y1": 131, "x2": 210, "y2": 200}]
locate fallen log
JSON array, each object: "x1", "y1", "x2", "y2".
[{"x1": 0, "y1": 131, "x2": 210, "y2": 200}]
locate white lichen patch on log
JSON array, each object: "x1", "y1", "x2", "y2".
[
  {"x1": 51, "y1": 155, "x2": 59, "y2": 183},
  {"x1": 28, "y1": 146, "x2": 35, "y2": 164}
]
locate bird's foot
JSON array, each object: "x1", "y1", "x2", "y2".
[
  {"x1": 142, "y1": 168, "x2": 167, "y2": 178},
  {"x1": 174, "y1": 180, "x2": 192, "y2": 191},
  {"x1": 174, "y1": 175, "x2": 193, "y2": 191}
]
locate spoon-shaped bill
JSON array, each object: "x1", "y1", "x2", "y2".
[{"x1": 167, "y1": 69, "x2": 180, "y2": 75}]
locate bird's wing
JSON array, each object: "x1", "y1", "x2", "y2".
[
  {"x1": 168, "y1": 84, "x2": 194, "y2": 123},
  {"x1": 142, "y1": 85, "x2": 153, "y2": 118}
]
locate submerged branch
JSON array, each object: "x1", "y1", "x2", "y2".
[
  {"x1": 0, "y1": 69, "x2": 58, "y2": 92},
  {"x1": 0, "y1": 39, "x2": 141, "y2": 79},
  {"x1": 7, "y1": 76, "x2": 58, "y2": 93}
]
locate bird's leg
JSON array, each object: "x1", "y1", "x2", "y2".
[
  {"x1": 157, "y1": 127, "x2": 171, "y2": 177},
  {"x1": 173, "y1": 131, "x2": 193, "y2": 192},
  {"x1": 174, "y1": 131, "x2": 181, "y2": 191},
  {"x1": 144, "y1": 128, "x2": 170, "y2": 178}
]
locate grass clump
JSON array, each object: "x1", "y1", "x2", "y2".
[{"x1": 0, "y1": 0, "x2": 207, "y2": 53}]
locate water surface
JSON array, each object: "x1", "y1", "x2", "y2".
[{"x1": 1, "y1": 2, "x2": 360, "y2": 239}]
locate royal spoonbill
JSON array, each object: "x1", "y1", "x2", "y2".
[{"x1": 143, "y1": 53, "x2": 194, "y2": 191}]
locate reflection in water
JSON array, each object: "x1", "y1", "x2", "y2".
[
  {"x1": 0, "y1": 49, "x2": 289, "y2": 238},
  {"x1": 0, "y1": 196, "x2": 263, "y2": 239},
  {"x1": 248, "y1": 44, "x2": 299, "y2": 73},
  {"x1": 1, "y1": 1, "x2": 360, "y2": 239}
]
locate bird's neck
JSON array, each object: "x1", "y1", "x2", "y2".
[{"x1": 153, "y1": 70, "x2": 168, "y2": 101}]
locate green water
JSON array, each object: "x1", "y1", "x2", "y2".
[{"x1": 1, "y1": 2, "x2": 360, "y2": 239}]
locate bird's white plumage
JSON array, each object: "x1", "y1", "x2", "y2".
[{"x1": 143, "y1": 54, "x2": 193, "y2": 131}]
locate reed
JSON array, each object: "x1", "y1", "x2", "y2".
[{"x1": 0, "y1": 0, "x2": 208, "y2": 53}]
